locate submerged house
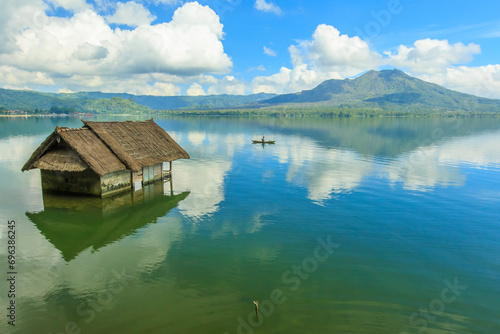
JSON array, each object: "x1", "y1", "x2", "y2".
[{"x1": 22, "y1": 119, "x2": 190, "y2": 196}]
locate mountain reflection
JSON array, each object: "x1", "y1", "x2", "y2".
[
  {"x1": 26, "y1": 181, "x2": 189, "y2": 261},
  {"x1": 383, "y1": 131, "x2": 500, "y2": 191},
  {"x1": 262, "y1": 129, "x2": 500, "y2": 199},
  {"x1": 162, "y1": 117, "x2": 500, "y2": 206}
]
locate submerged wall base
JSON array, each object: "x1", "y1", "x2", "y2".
[
  {"x1": 40, "y1": 164, "x2": 165, "y2": 197},
  {"x1": 41, "y1": 170, "x2": 101, "y2": 196}
]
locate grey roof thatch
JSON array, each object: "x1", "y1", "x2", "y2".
[{"x1": 22, "y1": 119, "x2": 189, "y2": 176}]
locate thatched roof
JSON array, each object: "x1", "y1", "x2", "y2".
[
  {"x1": 82, "y1": 119, "x2": 189, "y2": 171},
  {"x1": 34, "y1": 146, "x2": 88, "y2": 172},
  {"x1": 22, "y1": 119, "x2": 189, "y2": 176}
]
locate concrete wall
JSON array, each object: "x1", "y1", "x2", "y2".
[
  {"x1": 100, "y1": 169, "x2": 132, "y2": 196},
  {"x1": 41, "y1": 170, "x2": 101, "y2": 196},
  {"x1": 41, "y1": 164, "x2": 164, "y2": 197}
]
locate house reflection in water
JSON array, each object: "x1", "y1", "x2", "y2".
[{"x1": 26, "y1": 179, "x2": 189, "y2": 261}]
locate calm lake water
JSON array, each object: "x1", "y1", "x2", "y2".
[{"x1": 1, "y1": 115, "x2": 500, "y2": 334}]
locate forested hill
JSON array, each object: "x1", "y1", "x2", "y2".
[
  {"x1": 0, "y1": 89, "x2": 151, "y2": 114},
  {"x1": 2, "y1": 69, "x2": 500, "y2": 114},
  {"x1": 0, "y1": 87, "x2": 275, "y2": 112},
  {"x1": 261, "y1": 69, "x2": 500, "y2": 112},
  {"x1": 78, "y1": 92, "x2": 276, "y2": 110}
]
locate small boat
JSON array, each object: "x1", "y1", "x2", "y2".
[{"x1": 252, "y1": 140, "x2": 275, "y2": 144}]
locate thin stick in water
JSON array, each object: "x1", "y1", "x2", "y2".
[{"x1": 253, "y1": 301, "x2": 259, "y2": 318}]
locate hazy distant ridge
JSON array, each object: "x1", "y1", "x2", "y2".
[
  {"x1": 1, "y1": 69, "x2": 500, "y2": 113},
  {"x1": 260, "y1": 69, "x2": 500, "y2": 112},
  {"x1": 0, "y1": 89, "x2": 276, "y2": 111}
]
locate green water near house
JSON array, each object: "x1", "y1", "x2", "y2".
[{"x1": 1, "y1": 115, "x2": 500, "y2": 333}]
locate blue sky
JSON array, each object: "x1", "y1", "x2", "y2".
[{"x1": 1, "y1": 0, "x2": 500, "y2": 98}]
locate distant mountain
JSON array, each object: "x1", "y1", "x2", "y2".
[
  {"x1": 0, "y1": 89, "x2": 151, "y2": 114},
  {"x1": 0, "y1": 87, "x2": 276, "y2": 111},
  {"x1": 78, "y1": 92, "x2": 276, "y2": 110},
  {"x1": 261, "y1": 69, "x2": 500, "y2": 112},
  {"x1": 2, "y1": 69, "x2": 500, "y2": 114}
]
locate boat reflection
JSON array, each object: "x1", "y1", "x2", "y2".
[{"x1": 26, "y1": 179, "x2": 189, "y2": 261}]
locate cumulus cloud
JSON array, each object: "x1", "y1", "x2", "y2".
[
  {"x1": 380, "y1": 38, "x2": 500, "y2": 98},
  {"x1": 300, "y1": 24, "x2": 382, "y2": 76},
  {"x1": 106, "y1": 1, "x2": 156, "y2": 27},
  {"x1": 207, "y1": 76, "x2": 246, "y2": 95},
  {"x1": 72, "y1": 42, "x2": 108, "y2": 61},
  {"x1": 416, "y1": 65, "x2": 500, "y2": 99},
  {"x1": 186, "y1": 82, "x2": 206, "y2": 96},
  {"x1": 252, "y1": 67, "x2": 291, "y2": 94},
  {"x1": 252, "y1": 24, "x2": 379, "y2": 94},
  {"x1": 2, "y1": 2, "x2": 500, "y2": 99},
  {"x1": 0, "y1": 65, "x2": 55, "y2": 86},
  {"x1": 263, "y1": 45, "x2": 277, "y2": 57},
  {"x1": 254, "y1": 0, "x2": 281, "y2": 15},
  {"x1": 386, "y1": 38, "x2": 481, "y2": 74},
  {"x1": 0, "y1": 1, "x2": 232, "y2": 93},
  {"x1": 251, "y1": 24, "x2": 500, "y2": 98},
  {"x1": 130, "y1": 82, "x2": 182, "y2": 96},
  {"x1": 252, "y1": 64, "x2": 337, "y2": 94}
]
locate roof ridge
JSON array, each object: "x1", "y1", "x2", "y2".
[
  {"x1": 24, "y1": 120, "x2": 189, "y2": 175},
  {"x1": 82, "y1": 120, "x2": 142, "y2": 171},
  {"x1": 57, "y1": 127, "x2": 87, "y2": 133}
]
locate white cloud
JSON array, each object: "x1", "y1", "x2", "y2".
[
  {"x1": 207, "y1": 75, "x2": 246, "y2": 95},
  {"x1": 2, "y1": 2, "x2": 500, "y2": 99},
  {"x1": 195, "y1": 74, "x2": 218, "y2": 85},
  {"x1": 57, "y1": 88, "x2": 74, "y2": 93},
  {"x1": 380, "y1": 39, "x2": 500, "y2": 98},
  {"x1": 0, "y1": 65, "x2": 55, "y2": 86},
  {"x1": 71, "y1": 74, "x2": 183, "y2": 95},
  {"x1": 254, "y1": 0, "x2": 281, "y2": 15},
  {"x1": 415, "y1": 65, "x2": 500, "y2": 99},
  {"x1": 186, "y1": 82, "x2": 206, "y2": 96},
  {"x1": 386, "y1": 38, "x2": 481, "y2": 74},
  {"x1": 250, "y1": 25, "x2": 500, "y2": 99},
  {"x1": 0, "y1": 0, "x2": 47, "y2": 54},
  {"x1": 129, "y1": 81, "x2": 182, "y2": 96},
  {"x1": 0, "y1": 1, "x2": 232, "y2": 93},
  {"x1": 106, "y1": 1, "x2": 156, "y2": 27},
  {"x1": 252, "y1": 24, "x2": 372, "y2": 94},
  {"x1": 303, "y1": 24, "x2": 382, "y2": 75},
  {"x1": 263, "y1": 45, "x2": 277, "y2": 57},
  {"x1": 252, "y1": 67, "x2": 290, "y2": 93},
  {"x1": 72, "y1": 42, "x2": 108, "y2": 61}
]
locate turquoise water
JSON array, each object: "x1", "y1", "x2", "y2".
[{"x1": 1, "y1": 116, "x2": 500, "y2": 333}]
